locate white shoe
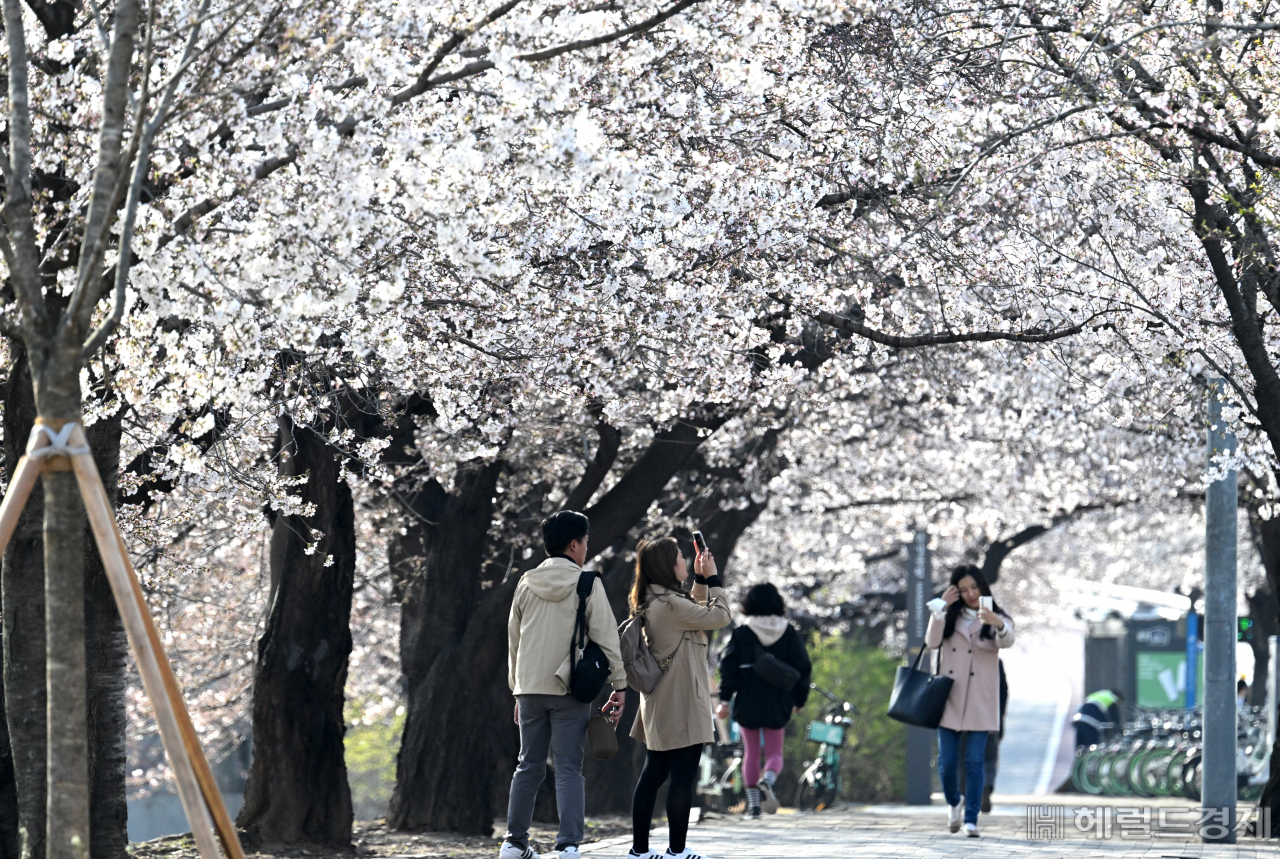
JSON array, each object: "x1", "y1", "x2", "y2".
[
  {"x1": 759, "y1": 778, "x2": 780, "y2": 814},
  {"x1": 948, "y1": 799, "x2": 962, "y2": 833},
  {"x1": 500, "y1": 844, "x2": 542, "y2": 859},
  {"x1": 666, "y1": 850, "x2": 713, "y2": 859},
  {"x1": 628, "y1": 851, "x2": 659, "y2": 859},
  {"x1": 559, "y1": 848, "x2": 582, "y2": 859},
  {"x1": 964, "y1": 823, "x2": 980, "y2": 838}
]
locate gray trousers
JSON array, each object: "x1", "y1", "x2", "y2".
[{"x1": 506, "y1": 694, "x2": 591, "y2": 850}]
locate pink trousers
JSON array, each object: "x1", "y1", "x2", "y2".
[{"x1": 740, "y1": 726, "x2": 785, "y2": 787}]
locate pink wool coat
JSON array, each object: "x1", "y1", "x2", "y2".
[{"x1": 925, "y1": 611, "x2": 1015, "y2": 733}]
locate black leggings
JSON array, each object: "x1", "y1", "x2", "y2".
[{"x1": 632, "y1": 744, "x2": 703, "y2": 854}]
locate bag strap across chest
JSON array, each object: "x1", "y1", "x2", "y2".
[
  {"x1": 572, "y1": 570, "x2": 598, "y2": 662},
  {"x1": 639, "y1": 592, "x2": 690, "y2": 666}
]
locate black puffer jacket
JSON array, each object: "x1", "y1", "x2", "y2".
[{"x1": 718, "y1": 623, "x2": 812, "y2": 730}]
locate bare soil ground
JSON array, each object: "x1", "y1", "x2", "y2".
[{"x1": 127, "y1": 817, "x2": 633, "y2": 859}]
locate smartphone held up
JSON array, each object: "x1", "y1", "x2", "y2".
[{"x1": 692, "y1": 530, "x2": 708, "y2": 555}]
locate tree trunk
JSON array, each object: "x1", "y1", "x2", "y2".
[
  {"x1": 237, "y1": 417, "x2": 355, "y2": 848},
  {"x1": 387, "y1": 461, "x2": 502, "y2": 834},
  {"x1": 3, "y1": 349, "x2": 128, "y2": 859},
  {"x1": 81, "y1": 413, "x2": 126, "y2": 859},
  {"x1": 3, "y1": 352, "x2": 45, "y2": 859},
  {"x1": 0, "y1": 648, "x2": 20, "y2": 859},
  {"x1": 26, "y1": 340, "x2": 90, "y2": 859},
  {"x1": 389, "y1": 417, "x2": 730, "y2": 833}
]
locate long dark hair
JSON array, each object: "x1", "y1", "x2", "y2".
[
  {"x1": 941, "y1": 565, "x2": 1006, "y2": 641},
  {"x1": 629, "y1": 537, "x2": 686, "y2": 615}
]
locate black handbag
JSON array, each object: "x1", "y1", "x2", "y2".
[
  {"x1": 752, "y1": 643, "x2": 802, "y2": 693},
  {"x1": 887, "y1": 644, "x2": 954, "y2": 729},
  {"x1": 570, "y1": 571, "x2": 612, "y2": 703}
]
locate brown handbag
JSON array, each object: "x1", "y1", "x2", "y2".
[{"x1": 586, "y1": 711, "x2": 618, "y2": 760}]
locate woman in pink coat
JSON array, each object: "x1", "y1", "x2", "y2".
[{"x1": 926, "y1": 565, "x2": 1014, "y2": 838}]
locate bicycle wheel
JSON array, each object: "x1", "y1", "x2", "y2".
[
  {"x1": 1074, "y1": 748, "x2": 1106, "y2": 795},
  {"x1": 1179, "y1": 753, "x2": 1202, "y2": 799},
  {"x1": 1096, "y1": 750, "x2": 1121, "y2": 796},
  {"x1": 795, "y1": 769, "x2": 837, "y2": 812},
  {"x1": 1166, "y1": 748, "x2": 1191, "y2": 797},
  {"x1": 1126, "y1": 748, "x2": 1155, "y2": 798},
  {"x1": 1139, "y1": 748, "x2": 1175, "y2": 797},
  {"x1": 720, "y1": 761, "x2": 746, "y2": 813}
]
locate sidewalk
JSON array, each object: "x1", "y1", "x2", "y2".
[{"x1": 579, "y1": 801, "x2": 1276, "y2": 859}]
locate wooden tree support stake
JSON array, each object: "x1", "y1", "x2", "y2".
[{"x1": 0, "y1": 422, "x2": 244, "y2": 859}]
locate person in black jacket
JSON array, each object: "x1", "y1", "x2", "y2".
[{"x1": 714, "y1": 583, "x2": 811, "y2": 819}]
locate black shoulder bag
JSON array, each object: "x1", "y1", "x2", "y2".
[
  {"x1": 749, "y1": 629, "x2": 802, "y2": 693},
  {"x1": 570, "y1": 571, "x2": 612, "y2": 703},
  {"x1": 887, "y1": 644, "x2": 953, "y2": 729}
]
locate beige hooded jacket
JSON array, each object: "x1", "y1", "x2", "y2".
[{"x1": 508, "y1": 556, "x2": 628, "y2": 696}]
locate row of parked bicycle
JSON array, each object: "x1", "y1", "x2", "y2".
[{"x1": 1071, "y1": 706, "x2": 1271, "y2": 799}]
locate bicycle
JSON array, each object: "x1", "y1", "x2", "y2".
[
  {"x1": 698, "y1": 718, "x2": 746, "y2": 813},
  {"x1": 1069, "y1": 706, "x2": 1267, "y2": 800},
  {"x1": 794, "y1": 684, "x2": 857, "y2": 812}
]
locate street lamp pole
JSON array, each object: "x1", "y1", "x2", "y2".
[{"x1": 1202, "y1": 379, "x2": 1237, "y2": 843}]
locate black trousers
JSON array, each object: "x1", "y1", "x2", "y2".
[{"x1": 632, "y1": 744, "x2": 703, "y2": 854}]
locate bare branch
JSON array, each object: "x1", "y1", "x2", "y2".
[{"x1": 397, "y1": 0, "x2": 705, "y2": 99}]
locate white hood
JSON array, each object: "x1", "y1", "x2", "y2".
[
  {"x1": 521, "y1": 557, "x2": 584, "y2": 602},
  {"x1": 746, "y1": 615, "x2": 789, "y2": 647}
]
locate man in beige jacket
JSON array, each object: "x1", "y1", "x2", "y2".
[{"x1": 502, "y1": 511, "x2": 627, "y2": 859}]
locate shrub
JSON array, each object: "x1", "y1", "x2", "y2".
[
  {"x1": 783, "y1": 634, "x2": 906, "y2": 803},
  {"x1": 345, "y1": 697, "x2": 406, "y2": 821}
]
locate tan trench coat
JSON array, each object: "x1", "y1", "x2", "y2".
[
  {"x1": 925, "y1": 611, "x2": 1015, "y2": 733},
  {"x1": 630, "y1": 582, "x2": 732, "y2": 752}
]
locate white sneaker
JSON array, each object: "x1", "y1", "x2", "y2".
[
  {"x1": 500, "y1": 844, "x2": 542, "y2": 859},
  {"x1": 628, "y1": 851, "x2": 659, "y2": 859},
  {"x1": 948, "y1": 799, "x2": 963, "y2": 833},
  {"x1": 964, "y1": 823, "x2": 980, "y2": 838},
  {"x1": 559, "y1": 848, "x2": 582, "y2": 859},
  {"x1": 666, "y1": 850, "x2": 713, "y2": 859}
]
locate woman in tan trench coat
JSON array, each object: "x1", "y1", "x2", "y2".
[
  {"x1": 925, "y1": 565, "x2": 1014, "y2": 839},
  {"x1": 628, "y1": 537, "x2": 731, "y2": 859}
]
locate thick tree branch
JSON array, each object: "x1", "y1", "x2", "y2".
[
  {"x1": 3, "y1": 0, "x2": 48, "y2": 331},
  {"x1": 813, "y1": 309, "x2": 1106, "y2": 348},
  {"x1": 563, "y1": 422, "x2": 621, "y2": 512},
  {"x1": 83, "y1": 0, "x2": 214, "y2": 358},
  {"x1": 583, "y1": 416, "x2": 726, "y2": 556},
  {"x1": 65, "y1": 0, "x2": 142, "y2": 332}
]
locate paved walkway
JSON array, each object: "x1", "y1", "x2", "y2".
[{"x1": 580, "y1": 801, "x2": 1277, "y2": 859}]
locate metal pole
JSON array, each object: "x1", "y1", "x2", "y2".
[
  {"x1": 1268, "y1": 635, "x2": 1278, "y2": 754},
  {"x1": 1203, "y1": 380, "x2": 1237, "y2": 843},
  {"x1": 1186, "y1": 612, "x2": 1199, "y2": 709},
  {"x1": 905, "y1": 530, "x2": 933, "y2": 805}
]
